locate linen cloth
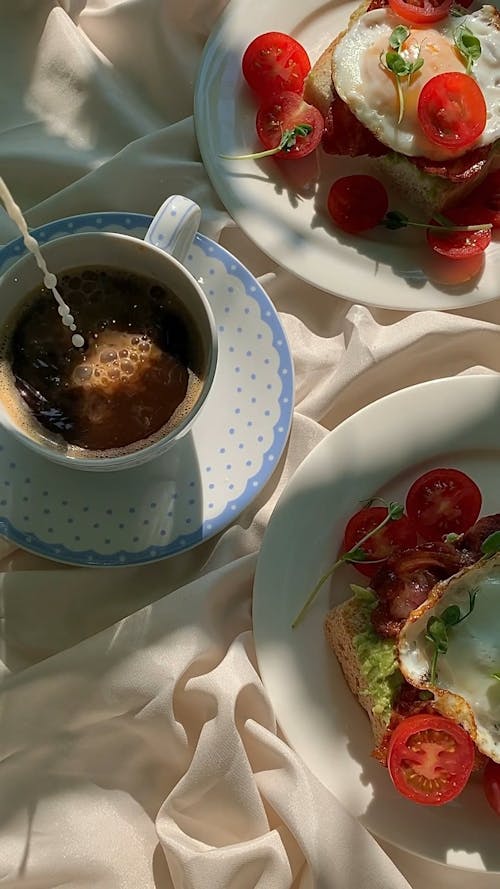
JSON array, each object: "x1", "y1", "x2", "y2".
[{"x1": 0, "y1": 2, "x2": 499, "y2": 887}]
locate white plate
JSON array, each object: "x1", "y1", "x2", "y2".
[
  {"x1": 194, "y1": 0, "x2": 500, "y2": 311},
  {"x1": 0, "y1": 212, "x2": 294, "y2": 566},
  {"x1": 253, "y1": 374, "x2": 500, "y2": 872}
]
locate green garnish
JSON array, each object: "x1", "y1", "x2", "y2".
[
  {"x1": 383, "y1": 210, "x2": 492, "y2": 233},
  {"x1": 219, "y1": 124, "x2": 313, "y2": 160},
  {"x1": 454, "y1": 25, "x2": 482, "y2": 74},
  {"x1": 444, "y1": 532, "x2": 462, "y2": 544},
  {"x1": 291, "y1": 499, "x2": 404, "y2": 629},
  {"x1": 380, "y1": 27, "x2": 424, "y2": 124},
  {"x1": 481, "y1": 531, "x2": 500, "y2": 556},
  {"x1": 390, "y1": 25, "x2": 411, "y2": 50},
  {"x1": 492, "y1": 672, "x2": 500, "y2": 681},
  {"x1": 425, "y1": 587, "x2": 478, "y2": 684}
]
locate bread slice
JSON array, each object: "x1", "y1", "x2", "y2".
[
  {"x1": 324, "y1": 587, "x2": 402, "y2": 747},
  {"x1": 304, "y1": 0, "x2": 370, "y2": 116},
  {"x1": 304, "y1": 3, "x2": 499, "y2": 215}
]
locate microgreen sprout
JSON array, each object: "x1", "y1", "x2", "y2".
[
  {"x1": 219, "y1": 124, "x2": 313, "y2": 160},
  {"x1": 291, "y1": 499, "x2": 404, "y2": 629},
  {"x1": 480, "y1": 531, "x2": 500, "y2": 557},
  {"x1": 425, "y1": 587, "x2": 478, "y2": 684},
  {"x1": 383, "y1": 210, "x2": 492, "y2": 233},
  {"x1": 380, "y1": 26, "x2": 424, "y2": 124},
  {"x1": 454, "y1": 25, "x2": 482, "y2": 74}
]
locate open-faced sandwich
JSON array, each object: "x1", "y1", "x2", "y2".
[
  {"x1": 294, "y1": 467, "x2": 500, "y2": 811},
  {"x1": 304, "y1": 0, "x2": 500, "y2": 215},
  {"x1": 233, "y1": 0, "x2": 500, "y2": 262}
]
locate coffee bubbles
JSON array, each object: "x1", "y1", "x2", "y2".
[{"x1": 0, "y1": 267, "x2": 205, "y2": 456}]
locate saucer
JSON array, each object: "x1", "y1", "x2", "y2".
[{"x1": 0, "y1": 212, "x2": 294, "y2": 566}]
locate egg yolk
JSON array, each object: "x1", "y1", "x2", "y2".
[{"x1": 362, "y1": 30, "x2": 466, "y2": 127}]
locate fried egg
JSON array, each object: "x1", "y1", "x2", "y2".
[
  {"x1": 398, "y1": 553, "x2": 500, "y2": 762},
  {"x1": 332, "y1": 5, "x2": 500, "y2": 161}
]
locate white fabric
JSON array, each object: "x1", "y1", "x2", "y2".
[{"x1": 0, "y1": 2, "x2": 499, "y2": 887}]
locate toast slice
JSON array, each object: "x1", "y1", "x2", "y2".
[
  {"x1": 324, "y1": 587, "x2": 402, "y2": 748},
  {"x1": 304, "y1": 0, "x2": 370, "y2": 117}
]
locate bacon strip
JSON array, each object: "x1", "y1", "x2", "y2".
[
  {"x1": 458, "y1": 513, "x2": 500, "y2": 561},
  {"x1": 408, "y1": 146, "x2": 492, "y2": 184},
  {"x1": 322, "y1": 92, "x2": 388, "y2": 157},
  {"x1": 323, "y1": 92, "x2": 491, "y2": 183},
  {"x1": 370, "y1": 542, "x2": 469, "y2": 638}
]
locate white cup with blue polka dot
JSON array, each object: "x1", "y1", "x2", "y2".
[{"x1": 0, "y1": 196, "x2": 218, "y2": 471}]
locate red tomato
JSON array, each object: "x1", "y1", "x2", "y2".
[
  {"x1": 242, "y1": 32, "x2": 311, "y2": 98},
  {"x1": 255, "y1": 92, "x2": 324, "y2": 160},
  {"x1": 388, "y1": 714, "x2": 475, "y2": 806},
  {"x1": 342, "y1": 506, "x2": 417, "y2": 578},
  {"x1": 405, "y1": 468, "x2": 482, "y2": 542},
  {"x1": 388, "y1": 0, "x2": 451, "y2": 23},
  {"x1": 427, "y1": 205, "x2": 492, "y2": 260},
  {"x1": 327, "y1": 176, "x2": 389, "y2": 235},
  {"x1": 418, "y1": 73, "x2": 487, "y2": 151},
  {"x1": 483, "y1": 760, "x2": 500, "y2": 816},
  {"x1": 462, "y1": 170, "x2": 500, "y2": 230}
]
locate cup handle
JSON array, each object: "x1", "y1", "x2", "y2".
[{"x1": 144, "y1": 195, "x2": 201, "y2": 265}]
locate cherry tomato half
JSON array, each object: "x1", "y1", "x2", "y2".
[
  {"x1": 255, "y1": 92, "x2": 324, "y2": 160},
  {"x1": 242, "y1": 32, "x2": 311, "y2": 98},
  {"x1": 483, "y1": 760, "x2": 500, "y2": 816},
  {"x1": 462, "y1": 170, "x2": 500, "y2": 230},
  {"x1": 405, "y1": 468, "x2": 482, "y2": 542},
  {"x1": 342, "y1": 506, "x2": 417, "y2": 578},
  {"x1": 327, "y1": 175, "x2": 389, "y2": 235},
  {"x1": 388, "y1": 714, "x2": 475, "y2": 806},
  {"x1": 388, "y1": 0, "x2": 451, "y2": 23},
  {"x1": 427, "y1": 205, "x2": 492, "y2": 260},
  {"x1": 418, "y1": 73, "x2": 487, "y2": 151}
]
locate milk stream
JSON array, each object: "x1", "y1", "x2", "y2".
[{"x1": 0, "y1": 177, "x2": 84, "y2": 349}]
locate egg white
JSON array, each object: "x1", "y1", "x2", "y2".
[
  {"x1": 332, "y1": 5, "x2": 500, "y2": 162},
  {"x1": 398, "y1": 554, "x2": 500, "y2": 762}
]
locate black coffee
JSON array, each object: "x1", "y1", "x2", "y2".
[{"x1": 3, "y1": 266, "x2": 205, "y2": 453}]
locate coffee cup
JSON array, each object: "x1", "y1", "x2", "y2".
[{"x1": 0, "y1": 196, "x2": 218, "y2": 471}]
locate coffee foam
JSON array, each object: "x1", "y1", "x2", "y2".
[
  {"x1": 0, "y1": 348, "x2": 204, "y2": 460},
  {"x1": 0, "y1": 268, "x2": 207, "y2": 461}
]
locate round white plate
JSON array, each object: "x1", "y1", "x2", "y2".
[
  {"x1": 194, "y1": 0, "x2": 500, "y2": 311},
  {"x1": 0, "y1": 212, "x2": 294, "y2": 567},
  {"x1": 253, "y1": 374, "x2": 500, "y2": 872}
]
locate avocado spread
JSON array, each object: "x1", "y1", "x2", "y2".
[{"x1": 351, "y1": 584, "x2": 403, "y2": 724}]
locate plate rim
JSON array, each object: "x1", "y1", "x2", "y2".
[
  {"x1": 253, "y1": 372, "x2": 500, "y2": 872},
  {"x1": 0, "y1": 211, "x2": 294, "y2": 567}
]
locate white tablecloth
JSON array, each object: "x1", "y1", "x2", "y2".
[{"x1": 0, "y1": 2, "x2": 499, "y2": 887}]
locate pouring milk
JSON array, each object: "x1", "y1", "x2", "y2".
[{"x1": 0, "y1": 177, "x2": 84, "y2": 349}]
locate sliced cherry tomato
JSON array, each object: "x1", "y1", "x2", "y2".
[
  {"x1": 405, "y1": 468, "x2": 482, "y2": 542},
  {"x1": 388, "y1": 714, "x2": 475, "y2": 806},
  {"x1": 483, "y1": 760, "x2": 500, "y2": 815},
  {"x1": 388, "y1": 0, "x2": 451, "y2": 23},
  {"x1": 242, "y1": 32, "x2": 311, "y2": 98},
  {"x1": 418, "y1": 73, "x2": 487, "y2": 151},
  {"x1": 427, "y1": 205, "x2": 492, "y2": 260},
  {"x1": 461, "y1": 170, "x2": 500, "y2": 230},
  {"x1": 255, "y1": 92, "x2": 324, "y2": 160},
  {"x1": 342, "y1": 506, "x2": 417, "y2": 578},
  {"x1": 327, "y1": 175, "x2": 389, "y2": 235}
]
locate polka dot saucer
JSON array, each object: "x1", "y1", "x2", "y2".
[{"x1": 0, "y1": 212, "x2": 294, "y2": 566}]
